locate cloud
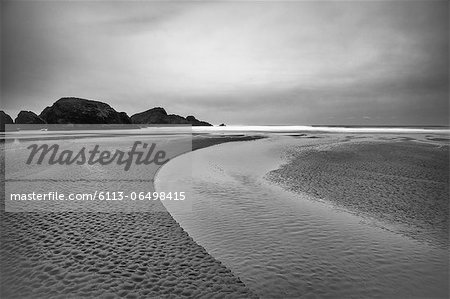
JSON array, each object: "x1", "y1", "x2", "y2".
[{"x1": 1, "y1": 0, "x2": 448, "y2": 125}]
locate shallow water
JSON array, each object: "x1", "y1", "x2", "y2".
[{"x1": 156, "y1": 136, "x2": 449, "y2": 298}]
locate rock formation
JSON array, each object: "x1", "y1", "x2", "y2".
[
  {"x1": 15, "y1": 111, "x2": 46, "y2": 124},
  {"x1": 131, "y1": 108, "x2": 212, "y2": 126},
  {"x1": 40, "y1": 97, "x2": 131, "y2": 124},
  {"x1": 0, "y1": 111, "x2": 14, "y2": 131}
]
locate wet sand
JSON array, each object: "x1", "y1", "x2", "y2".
[
  {"x1": 267, "y1": 134, "x2": 449, "y2": 247},
  {"x1": 0, "y1": 135, "x2": 260, "y2": 298},
  {"x1": 2, "y1": 131, "x2": 448, "y2": 297},
  {"x1": 156, "y1": 133, "x2": 449, "y2": 298}
]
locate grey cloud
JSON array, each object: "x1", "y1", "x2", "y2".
[{"x1": 1, "y1": 0, "x2": 448, "y2": 125}]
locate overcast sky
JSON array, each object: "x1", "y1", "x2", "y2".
[{"x1": 1, "y1": 0, "x2": 448, "y2": 125}]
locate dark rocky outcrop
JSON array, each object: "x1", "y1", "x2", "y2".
[
  {"x1": 166, "y1": 114, "x2": 190, "y2": 125},
  {"x1": 40, "y1": 97, "x2": 131, "y2": 124},
  {"x1": 131, "y1": 108, "x2": 212, "y2": 126},
  {"x1": 118, "y1": 112, "x2": 131, "y2": 124},
  {"x1": 186, "y1": 115, "x2": 212, "y2": 126},
  {"x1": 15, "y1": 111, "x2": 46, "y2": 125},
  {"x1": 0, "y1": 111, "x2": 14, "y2": 131},
  {"x1": 131, "y1": 107, "x2": 172, "y2": 124}
]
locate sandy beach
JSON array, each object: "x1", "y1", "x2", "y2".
[
  {"x1": 156, "y1": 132, "x2": 449, "y2": 298},
  {"x1": 2, "y1": 0, "x2": 448, "y2": 297},
  {"x1": 0, "y1": 134, "x2": 260, "y2": 298},
  {"x1": 1, "y1": 131, "x2": 449, "y2": 298},
  {"x1": 267, "y1": 134, "x2": 449, "y2": 247}
]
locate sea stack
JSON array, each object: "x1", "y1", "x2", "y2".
[
  {"x1": 15, "y1": 111, "x2": 46, "y2": 124},
  {"x1": 40, "y1": 97, "x2": 132, "y2": 124},
  {"x1": 0, "y1": 111, "x2": 14, "y2": 131},
  {"x1": 131, "y1": 108, "x2": 212, "y2": 126}
]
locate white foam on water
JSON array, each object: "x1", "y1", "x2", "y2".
[{"x1": 192, "y1": 125, "x2": 450, "y2": 134}]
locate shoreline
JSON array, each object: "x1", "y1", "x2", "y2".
[
  {"x1": 1, "y1": 134, "x2": 262, "y2": 298},
  {"x1": 267, "y1": 135, "x2": 449, "y2": 248},
  {"x1": 155, "y1": 133, "x2": 449, "y2": 298}
]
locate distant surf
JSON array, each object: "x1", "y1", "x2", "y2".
[{"x1": 192, "y1": 125, "x2": 450, "y2": 134}]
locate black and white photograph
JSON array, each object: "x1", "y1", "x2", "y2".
[{"x1": 1, "y1": 0, "x2": 449, "y2": 298}]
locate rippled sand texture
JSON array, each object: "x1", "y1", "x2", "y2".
[
  {"x1": 268, "y1": 137, "x2": 449, "y2": 247},
  {"x1": 1, "y1": 135, "x2": 260, "y2": 298},
  {"x1": 1, "y1": 211, "x2": 256, "y2": 298}
]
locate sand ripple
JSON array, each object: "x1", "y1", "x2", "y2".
[{"x1": 1, "y1": 211, "x2": 257, "y2": 298}]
